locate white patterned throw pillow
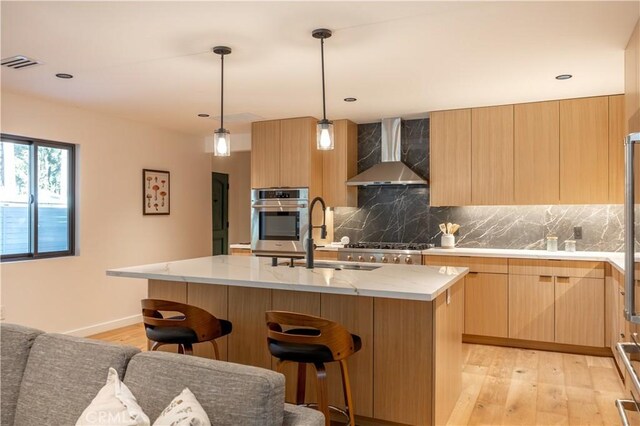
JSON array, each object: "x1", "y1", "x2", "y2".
[
  {"x1": 76, "y1": 368, "x2": 150, "y2": 426},
  {"x1": 153, "y1": 388, "x2": 211, "y2": 426}
]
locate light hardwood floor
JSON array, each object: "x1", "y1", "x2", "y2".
[{"x1": 89, "y1": 324, "x2": 626, "y2": 425}]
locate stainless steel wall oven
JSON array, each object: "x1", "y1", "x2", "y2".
[{"x1": 251, "y1": 188, "x2": 308, "y2": 257}]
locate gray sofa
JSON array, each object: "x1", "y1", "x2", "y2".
[{"x1": 0, "y1": 323, "x2": 324, "y2": 426}]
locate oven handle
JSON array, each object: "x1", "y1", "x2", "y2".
[
  {"x1": 616, "y1": 399, "x2": 638, "y2": 426},
  {"x1": 617, "y1": 342, "x2": 640, "y2": 394},
  {"x1": 252, "y1": 203, "x2": 307, "y2": 209}
]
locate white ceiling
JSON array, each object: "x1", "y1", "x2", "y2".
[{"x1": 1, "y1": 1, "x2": 639, "y2": 137}]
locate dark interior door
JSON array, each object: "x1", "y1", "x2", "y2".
[{"x1": 212, "y1": 172, "x2": 229, "y2": 255}]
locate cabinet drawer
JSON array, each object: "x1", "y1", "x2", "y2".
[
  {"x1": 508, "y1": 259, "x2": 604, "y2": 279},
  {"x1": 423, "y1": 256, "x2": 508, "y2": 274}
]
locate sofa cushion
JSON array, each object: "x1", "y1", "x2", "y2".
[
  {"x1": 13, "y1": 333, "x2": 139, "y2": 426},
  {"x1": 1, "y1": 323, "x2": 44, "y2": 426},
  {"x1": 123, "y1": 351, "x2": 285, "y2": 426}
]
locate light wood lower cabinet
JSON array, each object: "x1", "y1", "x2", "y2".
[
  {"x1": 555, "y1": 276, "x2": 605, "y2": 347},
  {"x1": 509, "y1": 274, "x2": 555, "y2": 342},
  {"x1": 464, "y1": 272, "x2": 508, "y2": 338}
]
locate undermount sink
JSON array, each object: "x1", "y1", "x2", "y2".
[{"x1": 278, "y1": 260, "x2": 382, "y2": 271}]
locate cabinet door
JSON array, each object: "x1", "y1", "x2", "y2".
[
  {"x1": 471, "y1": 105, "x2": 514, "y2": 205},
  {"x1": 464, "y1": 272, "x2": 508, "y2": 337},
  {"x1": 323, "y1": 119, "x2": 357, "y2": 207},
  {"x1": 514, "y1": 101, "x2": 560, "y2": 204},
  {"x1": 609, "y1": 95, "x2": 626, "y2": 203},
  {"x1": 430, "y1": 109, "x2": 472, "y2": 206},
  {"x1": 555, "y1": 276, "x2": 605, "y2": 347},
  {"x1": 251, "y1": 120, "x2": 281, "y2": 188},
  {"x1": 559, "y1": 97, "x2": 609, "y2": 204},
  {"x1": 509, "y1": 274, "x2": 555, "y2": 342},
  {"x1": 280, "y1": 117, "x2": 317, "y2": 188}
]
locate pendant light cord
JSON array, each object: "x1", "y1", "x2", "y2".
[
  {"x1": 220, "y1": 53, "x2": 224, "y2": 130},
  {"x1": 320, "y1": 37, "x2": 326, "y2": 121}
]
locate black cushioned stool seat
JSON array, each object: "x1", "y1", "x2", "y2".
[{"x1": 141, "y1": 300, "x2": 232, "y2": 359}]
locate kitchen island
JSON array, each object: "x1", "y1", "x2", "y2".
[{"x1": 107, "y1": 256, "x2": 468, "y2": 425}]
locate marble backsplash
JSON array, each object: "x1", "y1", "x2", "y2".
[
  {"x1": 333, "y1": 201, "x2": 625, "y2": 252},
  {"x1": 332, "y1": 117, "x2": 626, "y2": 252}
]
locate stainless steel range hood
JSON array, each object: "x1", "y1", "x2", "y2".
[{"x1": 346, "y1": 118, "x2": 428, "y2": 186}]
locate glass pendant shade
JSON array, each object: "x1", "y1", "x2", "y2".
[
  {"x1": 214, "y1": 129, "x2": 231, "y2": 157},
  {"x1": 316, "y1": 119, "x2": 334, "y2": 151}
]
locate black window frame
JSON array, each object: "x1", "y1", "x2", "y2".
[{"x1": 1, "y1": 133, "x2": 76, "y2": 262}]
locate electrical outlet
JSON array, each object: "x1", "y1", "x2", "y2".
[{"x1": 574, "y1": 226, "x2": 583, "y2": 240}]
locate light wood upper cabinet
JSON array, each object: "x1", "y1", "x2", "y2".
[
  {"x1": 251, "y1": 117, "x2": 322, "y2": 199},
  {"x1": 514, "y1": 101, "x2": 560, "y2": 204},
  {"x1": 279, "y1": 117, "x2": 320, "y2": 189},
  {"x1": 471, "y1": 105, "x2": 514, "y2": 205},
  {"x1": 430, "y1": 109, "x2": 472, "y2": 206},
  {"x1": 559, "y1": 97, "x2": 609, "y2": 204},
  {"x1": 555, "y1": 276, "x2": 604, "y2": 347},
  {"x1": 626, "y1": 18, "x2": 640, "y2": 133},
  {"x1": 323, "y1": 119, "x2": 358, "y2": 207},
  {"x1": 609, "y1": 95, "x2": 626, "y2": 203},
  {"x1": 509, "y1": 274, "x2": 555, "y2": 342},
  {"x1": 251, "y1": 120, "x2": 280, "y2": 188}
]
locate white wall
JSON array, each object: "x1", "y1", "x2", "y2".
[
  {"x1": 211, "y1": 151, "x2": 251, "y2": 245},
  {"x1": 0, "y1": 91, "x2": 212, "y2": 335}
]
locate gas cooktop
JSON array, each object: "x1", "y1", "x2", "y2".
[
  {"x1": 338, "y1": 242, "x2": 435, "y2": 264},
  {"x1": 342, "y1": 242, "x2": 434, "y2": 251}
]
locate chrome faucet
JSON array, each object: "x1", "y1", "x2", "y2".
[{"x1": 306, "y1": 196, "x2": 327, "y2": 269}]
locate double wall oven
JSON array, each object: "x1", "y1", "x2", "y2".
[{"x1": 251, "y1": 188, "x2": 309, "y2": 258}]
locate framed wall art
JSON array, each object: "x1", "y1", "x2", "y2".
[{"x1": 143, "y1": 169, "x2": 170, "y2": 215}]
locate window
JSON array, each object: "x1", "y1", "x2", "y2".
[{"x1": 0, "y1": 134, "x2": 75, "y2": 261}]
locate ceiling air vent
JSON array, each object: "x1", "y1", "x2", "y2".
[{"x1": 1, "y1": 55, "x2": 42, "y2": 70}]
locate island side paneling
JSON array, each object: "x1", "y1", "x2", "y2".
[
  {"x1": 320, "y1": 293, "x2": 375, "y2": 418},
  {"x1": 147, "y1": 279, "x2": 462, "y2": 425}
]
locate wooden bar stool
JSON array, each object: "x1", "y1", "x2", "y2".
[
  {"x1": 141, "y1": 299, "x2": 232, "y2": 359},
  {"x1": 266, "y1": 311, "x2": 362, "y2": 426}
]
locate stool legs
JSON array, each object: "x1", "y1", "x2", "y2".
[
  {"x1": 210, "y1": 340, "x2": 220, "y2": 360},
  {"x1": 339, "y1": 359, "x2": 356, "y2": 426},
  {"x1": 183, "y1": 343, "x2": 193, "y2": 355},
  {"x1": 313, "y1": 362, "x2": 330, "y2": 426},
  {"x1": 296, "y1": 363, "x2": 307, "y2": 405}
]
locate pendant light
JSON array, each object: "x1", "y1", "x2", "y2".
[
  {"x1": 312, "y1": 28, "x2": 334, "y2": 151},
  {"x1": 213, "y1": 46, "x2": 232, "y2": 156}
]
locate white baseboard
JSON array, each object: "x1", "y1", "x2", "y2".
[{"x1": 63, "y1": 314, "x2": 142, "y2": 337}]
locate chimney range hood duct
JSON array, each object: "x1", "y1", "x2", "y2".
[{"x1": 346, "y1": 117, "x2": 428, "y2": 186}]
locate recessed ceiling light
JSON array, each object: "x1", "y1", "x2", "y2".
[
  {"x1": 197, "y1": 113, "x2": 210, "y2": 118},
  {"x1": 55, "y1": 73, "x2": 73, "y2": 79},
  {"x1": 555, "y1": 74, "x2": 572, "y2": 80},
  {"x1": 344, "y1": 97, "x2": 357, "y2": 102}
]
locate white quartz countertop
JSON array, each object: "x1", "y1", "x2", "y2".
[
  {"x1": 423, "y1": 247, "x2": 627, "y2": 273},
  {"x1": 107, "y1": 255, "x2": 467, "y2": 301}
]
